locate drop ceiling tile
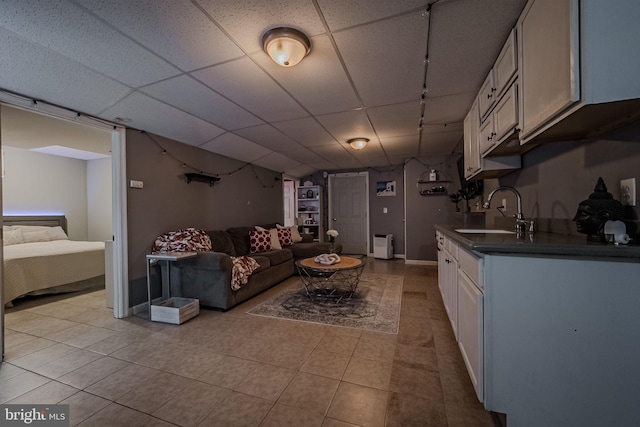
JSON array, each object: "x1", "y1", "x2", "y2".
[
  {"x1": 200, "y1": 132, "x2": 272, "y2": 163},
  {"x1": 197, "y1": 0, "x2": 325, "y2": 53},
  {"x1": 284, "y1": 164, "x2": 319, "y2": 178},
  {"x1": 253, "y1": 152, "x2": 301, "y2": 173},
  {"x1": 252, "y1": 35, "x2": 360, "y2": 115},
  {"x1": 101, "y1": 92, "x2": 224, "y2": 146},
  {"x1": 0, "y1": 0, "x2": 179, "y2": 87},
  {"x1": 368, "y1": 101, "x2": 422, "y2": 138},
  {"x1": 285, "y1": 147, "x2": 327, "y2": 164},
  {"x1": 422, "y1": 92, "x2": 476, "y2": 125},
  {"x1": 234, "y1": 124, "x2": 303, "y2": 152},
  {"x1": 359, "y1": 156, "x2": 391, "y2": 168},
  {"x1": 75, "y1": 0, "x2": 244, "y2": 71},
  {"x1": 193, "y1": 57, "x2": 308, "y2": 122},
  {"x1": 331, "y1": 158, "x2": 364, "y2": 169},
  {"x1": 380, "y1": 135, "x2": 420, "y2": 157},
  {"x1": 317, "y1": 0, "x2": 427, "y2": 31},
  {"x1": 141, "y1": 75, "x2": 263, "y2": 130},
  {"x1": 307, "y1": 161, "x2": 340, "y2": 171},
  {"x1": 271, "y1": 117, "x2": 336, "y2": 147},
  {"x1": 422, "y1": 122, "x2": 463, "y2": 134},
  {"x1": 387, "y1": 156, "x2": 411, "y2": 166},
  {"x1": 309, "y1": 143, "x2": 353, "y2": 161},
  {"x1": 425, "y1": 0, "x2": 525, "y2": 97},
  {"x1": 419, "y1": 129, "x2": 463, "y2": 155},
  {"x1": 315, "y1": 110, "x2": 375, "y2": 143},
  {"x1": 333, "y1": 12, "x2": 427, "y2": 107},
  {"x1": 0, "y1": 28, "x2": 130, "y2": 115}
]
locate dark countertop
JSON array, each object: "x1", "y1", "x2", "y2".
[{"x1": 435, "y1": 224, "x2": 640, "y2": 260}]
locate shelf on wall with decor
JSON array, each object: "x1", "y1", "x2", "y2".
[
  {"x1": 297, "y1": 185, "x2": 323, "y2": 242},
  {"x1": 417, "y1": 169, "x2": 451, "y2": 196}
]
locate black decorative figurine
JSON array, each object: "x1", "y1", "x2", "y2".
[{"x1": 573, "y1": 177, "x2": 626, "y2": 242}]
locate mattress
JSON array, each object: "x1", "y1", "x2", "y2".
[{"x1": 4, "y1": 240, "x2": 105, "y2": 303}]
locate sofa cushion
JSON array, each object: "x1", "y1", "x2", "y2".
[
  {"x1": 289, "y1": 242, "x2": 342, "y2": 259},
  {"x1": 250, "y1": 255, "x2": 271, "y2": 273},
  {"x1": 226, "y1": 226, "x2": 255, "y2": 256},
  {"x1": 250, "y1": 230, "x2": 272, "y2": 253},
  {"x1": 207, "y1": 230, "x2": 236, "y2": 256},
  {"x1": 152, "y1": 228, "x2": 212, "y2": 253},
  {"x1": 252, "y1": 248, "x2": 293, "y2": 267}
]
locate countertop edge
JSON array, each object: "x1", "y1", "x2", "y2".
[{"x1": 435, "y1": 224, "x2": 640, "y2": 260}]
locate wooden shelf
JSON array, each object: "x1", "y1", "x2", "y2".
[{"x1": 185, "y1": 173, "x2": 220, "y2": 187}]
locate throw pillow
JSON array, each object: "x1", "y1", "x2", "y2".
[
  {"x1": 277, "y1": 227, "x2": 293, "y2": 246},
  {"x1": 269, "y1": 228, "x2": 282, "y2": 250},
  {"x1": 46, "y1": 226, "x2": 68, "y2": 241},
  {"x1": 249, "y1": 229, "x2": 272, "y2": 253},
  {"x1": 23, "y1": 230, "x2": 51, "y2": 243},
  {"x1": 277, "y1": 224, "x2": 302, "y2": 243}
]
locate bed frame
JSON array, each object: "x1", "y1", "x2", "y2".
[{"x1": 3, "y1": 215, "x2": 68, "y2": 233}]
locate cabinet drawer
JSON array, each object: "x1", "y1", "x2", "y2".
[{"x1": 458, "y1": 248, "x2": 483, "y2": 289}]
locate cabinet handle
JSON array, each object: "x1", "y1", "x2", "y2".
[
  {"x1": 487, "y1": 135, "x2": 493, "y2": 141},
  {"x1": 491, "y1": 87, "x2": 497, "y2": 92},
  {"x1": 487, "y1": 93, "x2": 493, "y2": 99}
]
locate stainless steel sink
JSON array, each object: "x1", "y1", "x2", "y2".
[{"x1": 454, "y1": 228, "x2": 515, "y2": 234}]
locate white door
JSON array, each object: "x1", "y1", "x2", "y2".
[
  {"x1": 283, "y1": 179, "x2": 295, "y2": 227},
  {"x1": 328, "y1": 173, "x2": 368, "y2": 255}
]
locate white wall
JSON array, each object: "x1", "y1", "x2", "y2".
[
  {"x1": 87, "y1": 157, "x2": 112, "y2": 241},
  {"x1": 2, "y1": 146, "x2": 111, "y2": 240}
]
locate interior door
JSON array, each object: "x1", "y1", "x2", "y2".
[{"x1": 329, "y1": 173, "x2": 368, "y2": 255}]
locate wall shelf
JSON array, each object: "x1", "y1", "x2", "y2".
[{"x1": 185, "y1": 173, "x2": 220, "y2": 187}]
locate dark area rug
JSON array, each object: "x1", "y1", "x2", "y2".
[{"x1": 247, "y1": 273, "x2": 402, "y2": 334}]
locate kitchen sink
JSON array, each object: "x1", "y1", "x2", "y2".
[{"x1": 454, "y1": 228, "x2": 515, "y2": 234}]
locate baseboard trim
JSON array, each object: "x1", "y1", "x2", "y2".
[{"x1": 405, "y1": 259, "x2": 437, "y2": 266}]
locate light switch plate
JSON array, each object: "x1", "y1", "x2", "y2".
[
  {"x1": 620, "y1": 178, "x2": 636, "y2": 206},
  {"x1": 129, "y1": 180, "x2": 144, "y2": 189}
]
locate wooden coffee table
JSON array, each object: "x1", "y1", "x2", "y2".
[{"x1": 296, "y1": 256, "x2": 365, "y2": 303}]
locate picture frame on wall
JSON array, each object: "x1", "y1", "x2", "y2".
[{"x1": 377, "y1": 180, "x2": 396, "y2": 196}]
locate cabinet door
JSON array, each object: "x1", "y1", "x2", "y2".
[
  {"x1": 493, "y1": 82, "x2": 519, "y2": 143},
  {"x1": 458, "y1": 270, "x2": 484, "y2": 402},
  {"x1": 447, "y1": 255, "x2": 459, "y2": 339},
  {"x1": 519, "y1": 0, "x2": 580, "y2": 142},
  {"x1": 437, "y1": 246, "x2": 446, "y2": 296},
  {"x1": 478, "y1": 71, "x2": 496, "y2": 119},
  {"x1": 494, "y1": 29, "x2": 517, "y2": 98},
  {"x1": 478, "y1": 115, "x2": 496, "y2": 156},
  {"x1": 463, "y1": 100, "x2": 480, "y2": 178}
]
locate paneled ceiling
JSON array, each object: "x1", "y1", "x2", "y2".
[{"x1": 0, "y1": 0, "x2": 526, "y2": 177}]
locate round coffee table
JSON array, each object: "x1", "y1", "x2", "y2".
[{"x1": 296, "y1": 256, "x2": 365, "y2": 303}]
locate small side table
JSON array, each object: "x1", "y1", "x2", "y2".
[
  {"x1": 296, "y1": 256, "x2": 365, "y2": 303},
  {"x1": 145, "y1": 252, "x2": 197, "y2": 319}
]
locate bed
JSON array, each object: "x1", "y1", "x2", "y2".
[{"x1": 3, "y1": 215, "x2": 105, "y2": 306}]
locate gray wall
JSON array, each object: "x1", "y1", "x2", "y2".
[
  {"x1": 2, "y1": 146, "x2": 112, "y2": 240},
  {"x1": 126, "y1": 130, "x2": 284, "y2": 285},
  {"x1": 483, "y1": 119, "x2": 640, "y2": 232}
]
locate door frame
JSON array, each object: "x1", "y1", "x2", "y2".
[
  {"x1": 0, "y1": 96, "x2": 129, "y2": 342},
  {"x1": 328, "y1": 171, "x2": 370, "y2": 255}
]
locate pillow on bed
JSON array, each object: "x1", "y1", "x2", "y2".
[
  {"x1": 46, "y1": 226, "x2": 68, "y2": 241},
  {"x1": 22, "y1": 230, "x2": 51, "y2": 243},
  {"x1": 3, "y1": 227, "x2": 24, "y2": 245}
]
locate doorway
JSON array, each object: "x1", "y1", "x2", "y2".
[
  {"x1": 328, "y1": 172, "x2": 369, "y2": 255},
  {"x1": 0, "y1": 101, "x2": 128, "y2": 362}
]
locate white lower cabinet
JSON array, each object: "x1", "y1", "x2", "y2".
[
  {"x1": 457, "y1": 268, "x2": 484, "y2": 402},
  {"x1": 436, "y1": 232, "x2": 458, "y2": 339}
]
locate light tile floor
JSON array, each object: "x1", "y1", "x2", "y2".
[{"x1": 1, "y1": 259, "x2": 499, "y2": 426}]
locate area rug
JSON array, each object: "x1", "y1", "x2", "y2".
[{"x1": 247, "y1": 273, "x2": 403, "y2": 334}]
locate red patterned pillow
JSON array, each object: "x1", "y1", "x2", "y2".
[
  {"x1": 249, "y1": 229, "x2": 272, "y2": 253},
  {"x1": 277, "y1": 227, "x2": 293, "y2": 246},
  {"x1": 152, "y1": 228, "x2": 212, "y2": 253}
]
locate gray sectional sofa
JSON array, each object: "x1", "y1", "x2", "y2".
[{"x1": 165, "y1": 225, "x2": 342, "y2": 310}]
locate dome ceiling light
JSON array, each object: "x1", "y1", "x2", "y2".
[
  {"x1": 348, "y1": 138, "x2": 369, "y2": 150},
  {"x1": 261, "y1": 27, "x2": 311, "y2": 67}
]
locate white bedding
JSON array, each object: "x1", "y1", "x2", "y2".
[{"x1": 4, "y1": 240, "x2": 105, "y2": 303}]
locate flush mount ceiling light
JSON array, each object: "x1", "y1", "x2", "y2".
[
  {"x1": 348, "y1": 138, "x2": 369, "y2": 150},
  {"x1": 261, "y1": 27, "x2": 311, "y2": 67}
]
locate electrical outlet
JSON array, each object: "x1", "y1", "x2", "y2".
[{"x1": 620, "y1": 178, "x2": 636, "y2": 206}]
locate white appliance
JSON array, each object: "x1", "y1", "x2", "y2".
[{"x1": 373, "y1": 234, "x2": 393, "y2": 259}]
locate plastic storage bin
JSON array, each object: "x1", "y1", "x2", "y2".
[{"x1": 373, "y1": 234, "x2": 393, "y2": 259}]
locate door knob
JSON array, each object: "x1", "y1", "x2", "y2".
[{"x1": 332, "y1": 218, "x2": 337, "y2": 221}]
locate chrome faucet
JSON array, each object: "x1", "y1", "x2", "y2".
[{"x1": 483, "y1": 186, "x2": 534, "y2": 234}]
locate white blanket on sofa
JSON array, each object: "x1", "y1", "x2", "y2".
[{"x1": 230, "y1": 256, "x2": 260, "y2": 291}]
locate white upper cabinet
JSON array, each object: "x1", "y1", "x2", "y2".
[
  {"x1": 478, "y1": 71, "x2": 496, "y2": 120},
  {"x1": 518, "y1": 0, "x2": 640, "y2": 144},
  {"x1": 463, "y1": 99, "x2": 481, "y2": 179},
  {"x1": 493, "y1": 29, "x2": 518, "y2": 99}
]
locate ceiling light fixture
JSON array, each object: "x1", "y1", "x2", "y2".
[
  {"x1": 348, "y1": 138, "x2": 369, "y2": 150},
  {"x1": 262, "y1": 27, "x2": 311, "y2": 67}
]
